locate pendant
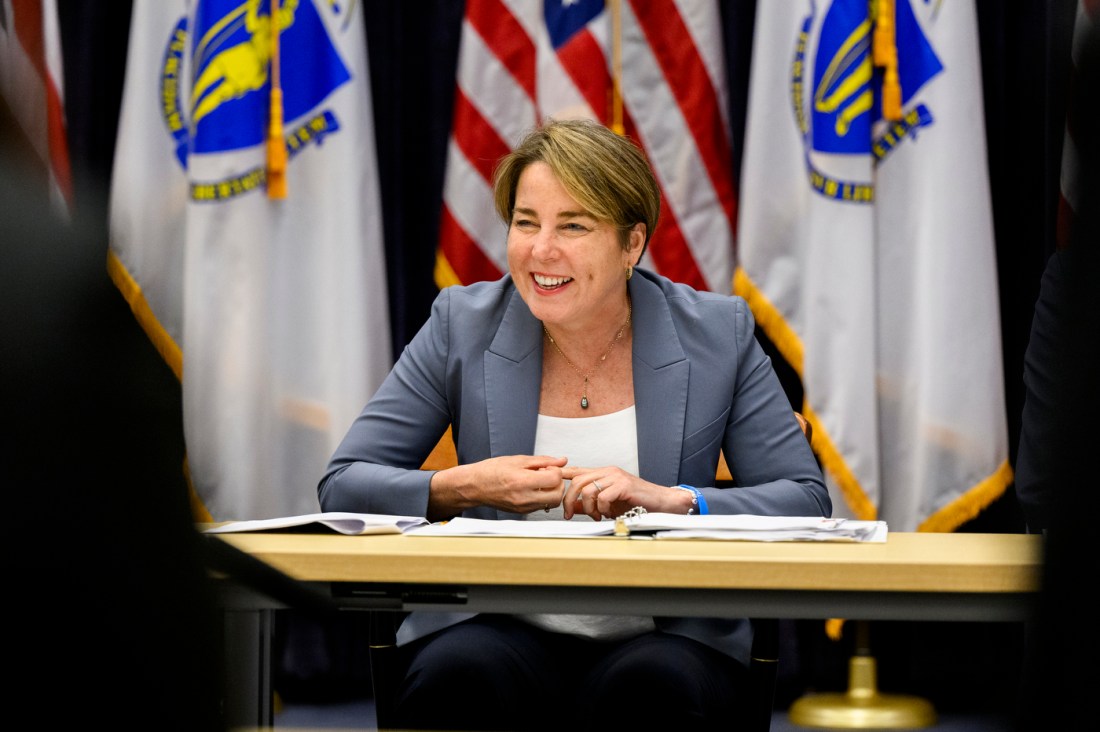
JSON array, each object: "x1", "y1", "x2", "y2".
[{"x1": 581, "y1": 395, "x2": 589, "y2": 409}]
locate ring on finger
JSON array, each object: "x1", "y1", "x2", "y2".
[{"x1": 593, "y1": 481, "x2": 603, "y2": 493}]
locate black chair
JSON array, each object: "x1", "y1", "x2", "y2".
[
  {"x1": 368, "y1": 611, "x2": 404, "y2": 729},
  {"x1": 746, "y1": 618, "x2": 781, "y2": 732}
]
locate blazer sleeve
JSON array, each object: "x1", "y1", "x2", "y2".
[
  {"x1": 686, "y1": 297, "x2": 830, "y2": 519},
  {"x1": 317, "y1": 288, "x2": 456, "y2": 517}
]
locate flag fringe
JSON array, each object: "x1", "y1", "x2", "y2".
[
  {"x1": 106, "y1": 251, "x2": 183, "y2": 381},
  {"x1": 434, "y1": 250, "x2": 463, "y2": 290},
  {"x1": 735, "y1": 265, "x2": 1014, "y2": 530},
  {"x1": 734, "y1": 268, "x2": 878, "y2": 519},
  {"x1": 733, "y1": 267, "x2": 803, "y2": 373},
  {"x1": 802, "y1": 403, "x2": 878, "y2": 520},
  {"x1": 107, "y1": 252, "x2": 209, "y2": 521},
  {"x1": 917, "y1": 459, "x2": 1014, "y2": 532}
]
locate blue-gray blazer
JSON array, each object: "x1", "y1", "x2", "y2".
[{"x1": 319, "y1": 268, "x2": 830, "y2": 664}]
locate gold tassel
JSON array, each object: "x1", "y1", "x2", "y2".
[
  {"x1": 267, "y1": 0, "x2": 288, "y2": 199},
  {"x1": 872, "y1": 0, "x2": 903, "y2": 121}
]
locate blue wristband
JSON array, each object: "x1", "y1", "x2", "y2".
[{"x1": 676, "y1": 484, "x2": 709, "y2": 515}]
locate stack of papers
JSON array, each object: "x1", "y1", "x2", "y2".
[
  {"x1": 201, "y1": 511, "x2": 887, "y2": 543},
  {"x1": 408, "y1": 513, "x2": 888, "y2": 543}
]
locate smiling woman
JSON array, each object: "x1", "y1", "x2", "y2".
[
  {"x1": 495, "y1": 121, "x2": 657, "y2": 413},
  {"x1": 317, "y1": 117, "x2": 829, "y2": 730},
  {"x1": 507, "y1": 158, "x2": 639, "y2": 419}
]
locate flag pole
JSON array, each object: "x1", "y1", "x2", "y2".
[
  {"x1": 609, "y1": 0, "x2": 624, "y2": 134},
  {"x1": 267, "y1": 0, "x2": 288, "y2": 199},
  {"x1": 790, "y1": 5, "x2": 935, "y2": 728},
  {"x1": 789, "y1": 620, "x2": 936, "y2": 728}
]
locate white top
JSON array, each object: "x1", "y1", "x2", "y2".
[
  {"x1": 520, "y1": 405, "x2": 656, "y2": 641},
  {"x1": 528, "y1": 405, "x2": 640, "y2": 522}
]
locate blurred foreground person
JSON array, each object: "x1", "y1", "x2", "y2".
[
  {"x1": 1015, "y1": 19, "x2": 1100, "y2": 732},
  {"x1": 1, "y1": 131, "x2": 224, "y2": 729}
]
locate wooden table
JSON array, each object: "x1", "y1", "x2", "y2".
[{"x1": 211, "y1": 530, "x2": 1042, "y2": 727}]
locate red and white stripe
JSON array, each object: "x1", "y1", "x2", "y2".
[
  {"x1": 1057, "y1": 0, "x2": 1098, "y2": 249},
  {"x1": 436, "y1": 0, "x2": 736, "y2": 293},
  {"x1": 0, "y1": 0, "x2": 72, "y2": 215}
]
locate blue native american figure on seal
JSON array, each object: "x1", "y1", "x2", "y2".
[
  {"x1": 157, "y1": 0, "x2": 351, "y2": 195},
  {"x1": 795, "y1": 0, "x2": 944, "y2": 201}
]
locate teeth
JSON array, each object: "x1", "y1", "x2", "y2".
[{"x1": 534, "y1": 274, "x2": 572, "y2": 287}]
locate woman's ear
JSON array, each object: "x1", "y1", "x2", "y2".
[{"x1": 627, "y1": 223, "x2": 646, "y2": 264}]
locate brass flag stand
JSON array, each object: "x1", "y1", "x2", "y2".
[{"x1": 789, "y1": 621, "x2": 937, "y2": 729}]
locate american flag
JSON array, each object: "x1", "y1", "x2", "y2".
[
  {"x1": 1057, "y1": 0, "x2": 1098, "y2": 249},
  {"x1": 0, "y1": 0, "x2": 72, "y2": 216},
  {"x1": 435, "y1": 0, "x2": 736, "y2": 293}
]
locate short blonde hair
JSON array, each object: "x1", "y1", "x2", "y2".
[{"x1": 492, "y1": 118, "x2": 660, "y2": 254}]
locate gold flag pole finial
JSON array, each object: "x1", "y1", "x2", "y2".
[
  {"x1": 609, "y1": 0, "x2": 624, "y2": 135},
  {"x1": 872, "y1": 0, "x2": 903, "y2": 121},
  {"x1": 267, "y1": 0, "x2": 288, "y2": 199}
]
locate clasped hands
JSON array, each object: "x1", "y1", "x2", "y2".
[{"x1": 432, "y1": 454, "x2": 695, "y2": 520}]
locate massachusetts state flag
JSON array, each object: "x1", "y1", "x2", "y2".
[
  {"x1": 109, "y1": 0, "x2": 391, "y2": 521},
  {"x1": 436, "y1": 0, "x2": 737, "y2": 294},
  {"x1": 737, "y1": 0, "x2": 1012, "y2": 532}
]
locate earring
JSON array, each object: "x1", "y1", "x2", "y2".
[{"x1": 626, "y1": 264, "x2": 633, "y2": 280}]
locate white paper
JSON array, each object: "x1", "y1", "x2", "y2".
[
  {"x1": 407, "y1": 513, "x2": 887, "y2": 543},
  {"x1": 409, "y1": 518, "x2": 614, "y2": 538},
  {"x1": 203, "y1": 512, "x2": 429, "y2": 536}
]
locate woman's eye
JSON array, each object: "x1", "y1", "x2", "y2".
[
  {"x1": 513, "y1": 219, "x2": 537, "y2": 230},
  {"x1": 561, "y1": 222, "x2": 589, "y2": 234}
]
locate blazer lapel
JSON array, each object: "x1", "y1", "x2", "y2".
[
  {"x1": 484, "y1": 287, "x2": 543, "y2": 520},
  {"x1": 630, "y1": 275, "x2": 689, "y2": 486},
  {"x1": 481, "y1": 276, "x2": 689, "y2": 508}
]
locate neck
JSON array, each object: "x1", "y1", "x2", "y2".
[
  {"x1": 544, "y1": 297, "x2": 632, "y2": 358},
  {"x1": 544, "y1": 299, "x2": 631, "y2": 368},
  {"x1": 542, "y1": 297, "x2": 632, "y2": 411}
]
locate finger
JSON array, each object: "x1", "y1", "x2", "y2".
[
  {"x1": 591, "y1": 479, "x2": 614, "y2": 518},
  {"x1": 562, "y1": 485, "x2": 577, "y2": 519},
  {"x1": 563, "y1": 479, "x2": 590, "y2": 520},
  {"x1": 581, "y1": 489, "x2": 600, "y2": 519},
  {"x1": 597, "y1": 484, "x2": 629, "y2": 519},
  {"x1": 584, "y1": 479, "x2": 604, "y2": 517},
  {"x1": 535, "y1": 467, "x2": 565, "y2": 490},
  {"x1": 560, "y1": 465, "x2": 593, "y2": 481},
  {"x1": 578, "y1": 478, "x2": 610, "y2": 520},
  {"x1": 525, "y1": 455, "x2": 569, "y2": 470},
  {"x1": 531, "y1": 487, "x2": 560, "y2": 514},
  {"x1": 563, "y1": 476, "x2": 597, "y2": 516},
  {"x1": 566, "y1": 487, "x2": 587, "y2": 520}
]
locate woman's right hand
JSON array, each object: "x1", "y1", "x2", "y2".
[{"x1": 427, "y1": 454, "x2": 568, "y2": 518}]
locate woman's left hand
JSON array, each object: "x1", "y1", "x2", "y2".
[{"x1": 560, "y1": 466, "x2": 695, "y2": 520}]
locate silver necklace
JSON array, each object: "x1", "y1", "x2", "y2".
[{"x1": 543, "y1": 301, "x2": 632, "y2": 410}]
